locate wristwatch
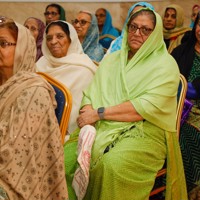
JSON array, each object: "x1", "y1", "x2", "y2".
[{"x1": 97, "y1": 107, "x2": 105, "y2": 120}]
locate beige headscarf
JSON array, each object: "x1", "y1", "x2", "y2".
[
  {"x1": 163, "y1": 4, "x2": 191, "y2": 53},
  {"x1": 36, "y1": 21, "x2": 97, "y2": 134},
  {"x1": 0, "y1": 21, "x2": 68, "y2": 200}
]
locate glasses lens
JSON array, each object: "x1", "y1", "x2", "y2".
[
  {"x1": 128, "y1": 24, "x2": 137, "y2": 33},
  {"x1": 80, "y1": 20, "x2": 87, "y2": 26},
  {"x1": 74, "y1": 19, "x2": 79, "y2": 24},
  {"x1": 140, "y1": 27, "x2": 152, "y2": 36}
]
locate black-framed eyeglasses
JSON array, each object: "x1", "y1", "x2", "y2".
[
  {"x1": 127, "y1": 23, "x2": 153, "y2": 36},
  {"x1": 44, "y1": 11, "x2": 58, "y2": 17},
  {"x1": 0, "y1": 41, "x2": 16, "y2": 49},
  {"x1": 95, "y1": 14, "x2": 106, "y2": 18},
  {"x1": 71, "y1": 19, "x2": 91, "y2": 26}
]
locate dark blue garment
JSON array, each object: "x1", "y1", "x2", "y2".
[{"x1": 99, "y1": 10, "x2": 120, "y2": 49}]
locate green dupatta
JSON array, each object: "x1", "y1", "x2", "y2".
[{"x1": 82, "y1": 10, "x2": 179, "y2": 163}]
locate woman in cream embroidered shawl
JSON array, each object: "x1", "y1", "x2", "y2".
[
  {"x1": 0, "y1": 16, "x2": 68, "y2": 200},
  {"x1": 76, "y1": 8, "x2": 187, "y2": 200},
  {"x1": 163, "y1": 4, "x2": 191, "y2": 53},
  {"x1": 36, "y1": 21, "x2": 97, "y2": 135}
]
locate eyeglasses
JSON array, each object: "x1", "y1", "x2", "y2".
[
  {"x1": 71, "y1": 19, "x2": 91, "y2": 26},
  {"x1": 25, "y1": 26, "x2": 38, "y2": 32},
  {"x1": 95, "y1": 14, "x2": 106, "y2": 18},
  {"x1": 44, "y1": 12, "x2": 58, "y2": 16},
  {"x1": 127, "y1": 23, "x2": 153, "y2": 36},
  {"x1": 0, "y1": 41, "x2": 16, "y2": 48}
]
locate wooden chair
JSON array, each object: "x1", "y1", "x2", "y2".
[
  {"x1": 37, "y1": 72, "x2": 72, "y2": 144},
  {"x1": 149, "y1": 74, "x2": 187, "y2": 198},
  {"x1": 99, "y1": 34, "x2": 117, "y2": 41}
]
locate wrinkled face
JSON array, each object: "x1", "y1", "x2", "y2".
[
  {"x1": 95, "y1": 9, "x2": 106, "y2": 26},
  {"x1": 73, "y1": 12, "x2": 91, "y2": 41},
  {"x1": 0, "y1": 27, "x2": 16, "y2": 79},
  {"x1": 127, "y1": 13, "x2": 154, "y2": 54},
  {"x1": 45, "y1": 6, "x2": 60, "y2": 25},
  {"x1": 163, "y1": 8, "x2": 176, "y2": 30},
  {"x1": 46, "y1": 25, "x2": 71, "y2": 58},
  {"x1": 191, "y1": 7, "x2": 199, "y2": 22},
  {"x1": 195, "y1": 20, "x2": 200, "y2": 44},
  {"x1": 24, "y1": 18, "x2": 39, "y2": 41}
]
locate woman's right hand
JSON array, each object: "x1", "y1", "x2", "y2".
[{"x1": 77, "y1": 105, "x2": 99, "y2": 128}]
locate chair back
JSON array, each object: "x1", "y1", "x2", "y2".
[
  {"x1": 176, "y1": 74, "x2": 187, "y2": 137},
  {"x1": 99, "y1": 34, "x2": 117, "y2": 41},
  {"x1": 37, "y1": 72, "x2": 72, "y2": 144}
]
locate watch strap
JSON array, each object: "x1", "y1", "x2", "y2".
[{"x1": 97, "y1": 107, "x2": 105, "y2": 120}]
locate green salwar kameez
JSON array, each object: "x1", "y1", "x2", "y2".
[{"x1": 64, "y1": 9, "x2": 188, "y2": 200}]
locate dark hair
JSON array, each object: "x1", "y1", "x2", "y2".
[
  {"x1": 0, "y1": 16, "x2": 18, "y2": 42},
  {"x1": 46, "y1": 4, "x2": 61, "y2": 14},
  {"x1": 46, "y1": 21, "x2": 70, "y2": 38},
  {"x1": 129, "y1": 9, "x2": 156, "y2": 29}
]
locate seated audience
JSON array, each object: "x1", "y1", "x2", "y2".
[
  {"x1": 190, "y1": 4, "x2": 200, "y2": 28},
  {"x1": 0, "y1": 16, "x2": 68, "y2": 199},
  {"x1": 44, "y1": 3, "x2": 66, "y2": 25},
  {"x1": 24, "y1": 17, "x2": 45, "y2": 61},
  {"x1": 95, "y1": 8, "x2": 120, "y2": 49},
  {"x1": 72, "y1": 11, "x2": 104, "y2": 63},
  {"x1": 107, "y1": 1, "x2": 154, "y2": 54},
  {"x1": 65, "y1": 8, "x2": 187, "y2": 200},
  {"x1": 36, "y1": 21, "x2": 97, "y2": 135},
  {"x1": 171, "y1": 11, "x2": 200, "y2": 200},
  {"x1": 162, "y1": 4, "x2": 191, "y2": 53}
]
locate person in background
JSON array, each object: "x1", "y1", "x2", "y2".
[
  {"x1": 95, "y1": 8, "x2": 120, "y2": 49},
  {"x1": 24, "y1": 17, "x2": 45, "y2": 61},
  {"x1": 190, "y1": 4, "x2": 200, "y2": 28},
  {"x1": 36, "y1": 21, "x2": 97, "y2": 136},
  {"x1": 171, "y1": 11, "x2": 200, "y2": 200},
  {"x1": 107, "y1": 1, "x2": 154, "y2": 54},
  {"x1": 72, "y1": 10, "x2": 104, "y2": 63},
  {"x1": 163, "y1": 4, "x2": 191, "y2": 53},
  {"x1": 65, "y1": 8, "x2": 187, "y2": 200},
  {"x1": 44, "y1": 3, "x2": 66, "y2": 25},
  {"x1": 0, "y1": 16, "x2": 68, "y2": 200}
]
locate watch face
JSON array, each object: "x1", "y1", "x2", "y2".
[{"x1": 98, "y1": 107, "x2": 105, "y2": 113}]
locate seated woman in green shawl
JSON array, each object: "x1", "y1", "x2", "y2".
[{"x1": 65, "y1": 8, "x2": 187, "y2": 200}]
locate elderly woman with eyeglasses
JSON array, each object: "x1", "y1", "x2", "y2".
[
  {"x1": 44, "y1": 3, "x2": 66, "y2": 25},
  {"x1": 72, "y1": 11, "x2": 104, "y2": 63},
  {"x1": 0, "y1": 16, "x2": 68, "y2": 199},
  {"x1": 24, "y1": 17, "x2": 45, "y2": 61},
  {"x1": 65, "y1": 8, "x2": 187, "y2": 200}
]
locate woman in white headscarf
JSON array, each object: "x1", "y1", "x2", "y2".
[{"x1": 36, "y1": 21, "x2": 97, "y2": 135}]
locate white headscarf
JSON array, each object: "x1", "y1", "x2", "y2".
[{"x1": 36, "y1": 21, "x2": 97, "y2": 134}]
